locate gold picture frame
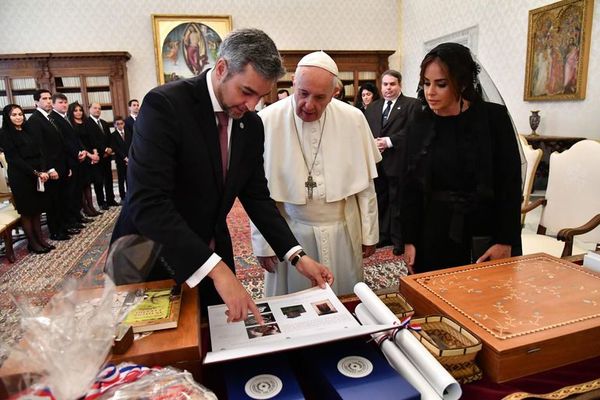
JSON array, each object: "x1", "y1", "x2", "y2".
[
  {"x1": 152, "y1": 14, "x2": 232, "y2": 85},
  {"x1": 523, "y1": 0, "x2": 594, "y2": 101}
]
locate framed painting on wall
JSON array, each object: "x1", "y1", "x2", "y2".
[
  {"x1": 152, "y1": 15, "x2": 232, "y2": 85},
  {"x1": 523, "y1": 0, "x2": 594, "y2": 101}
]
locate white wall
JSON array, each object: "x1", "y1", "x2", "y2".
[
  {"x1": 3, "y1": 0, "x2": 597, "y2": 139},
  {"x1": 400, "y1": 0, "x2": 600, "y2": 139},
  {"x1": 0, "y1": 0, "x2": 397, "y2": 103}
]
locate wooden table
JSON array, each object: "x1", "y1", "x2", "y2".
[
  {"x1": 0, "y1": 279, "x2": 202, "y2": 383},
  {"x1": 399, "y1": 254, "x2": 600, "y2": 382},
  {"x1": 110, "y1": 280, "x2": 202, "y2": 376}
]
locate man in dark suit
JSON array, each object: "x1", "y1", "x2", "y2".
[
  {"x1": 25, "y1": 89, "x2": 71, "y2": 240},
  {"x1": 86, "y1": 102, "x2": 118, "y2": 209},
  {"x1": 365, "y1": 70, "x2": 419, "y2": 253},
  {"x1": 112, "y1": 28, "x2": 333, "y2": 322},
  {"x1": 50, "y1": 93, "x2": 87, "y2": 231},
  {"x1": 111, "y1": 116, "x2": 128, "y2": 202},
  {"x1": 124, "y1": 98, "x2": 138, "y2": 145}
]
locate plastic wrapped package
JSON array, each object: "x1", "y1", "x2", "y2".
[
  {"x1": 7, "y1": 276, "x2": 117, "y2": 400},
  {"x1": 97, "y1": 366, "x2": 217, "y2": 400},
  {"x1": 3, "y1": 236, "x2": 216, "y2": 399}
]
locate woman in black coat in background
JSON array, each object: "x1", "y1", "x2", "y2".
[
  {"x1": 354, "y1": 82, "x2": 380, "y2": 113},
  {"x1": 400, "y1": 43, "x2": 522, "y2": 274},
  {"x1": 68, "y1": 101, "x2": 101, "y2": 217},
  {"x1": 0, "y1": 104, "x2": 54, "y2": 253}
]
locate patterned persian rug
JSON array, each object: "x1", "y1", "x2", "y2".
[
  {"x1": 0, "y1": 208, "x2": 121, "y2": 366},
  {"x1": 229, "y1": 200, "x2": 407, "y2": 299}
]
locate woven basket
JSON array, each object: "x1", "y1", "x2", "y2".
[
  {"x1": 378, "y1": 293, "x2": 414, "y2": 319},
  {"x1": 410, "y1": 315, "x2": 483, "y2": 383}
]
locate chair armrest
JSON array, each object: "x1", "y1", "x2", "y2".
[
  {"x1": 557, "y1": 214, "x2": 600, "y2": 258},
  {"x1": 521, "y1": 198, "x2": 546, "y2": 214},
  {"x1": 557, "y1": 214, "x2": 600, "y2": 241}
]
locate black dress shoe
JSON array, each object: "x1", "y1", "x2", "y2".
[
  {"x1": 79, "y1": 217, "x2": 94, "y2": 223},
  {"x1": 28, "y1": 244, "x2": 51, "y2": 254},
  {"x1": 107, "y1": 201, "x2": 120, "y2": 207},
  {"x1": 50, "y1": 233, "x2": 71, "y2": 241},
  {"x1": 69, "y1": 223, "x2": 85, "y2": 229},
  {"x1": 101, "y1": 204, "x2": 110, "y2": 210},
  {"x1": 376, "y1": 239, "x2": 392, "y2": 248},
  {"x1": 66, "y1": 228, "x2": 81, "y2": 235},
  {"x1": 42, "y1": 244, "x2": 56, "y2": 250}
]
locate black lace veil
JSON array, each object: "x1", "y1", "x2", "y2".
[{"x1": 472, "y1": 55, "x2": 527, "y2": 190}]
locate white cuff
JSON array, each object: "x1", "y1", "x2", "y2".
[
  {"x1": 285, "y1": 245, "x2": 303, "y2": 263},
  {"x1": 185, "y1": 253, "x2": 221, "y2": 288},
  {"x1": 384, "y1": 137, "x2": 393, "y2": 148}
]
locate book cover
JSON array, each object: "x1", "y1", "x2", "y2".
[
  {"x1": 297, "y1": 338, "x2": 420, "y2": 400},
  {"x1": 123, "y1": 286, "x2": 182, "y2": 333},
  {"x1": 224, "y1": 353, "x2": 304, "y2": 400}
]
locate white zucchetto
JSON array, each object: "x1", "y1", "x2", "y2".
[{"x1": 297, "y1": 51, "x2": 339, "y2": 76}]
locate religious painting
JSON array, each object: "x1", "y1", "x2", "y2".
[
  {"x1": 524, "y1": 0, "x2": 594, "y2": 101},
  {"x1": 152, "y1": 15, "x2": 232, "y2": 84}
]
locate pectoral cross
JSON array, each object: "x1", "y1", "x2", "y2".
[{"x1": 305, "y1": 174, "x2": 317, "y2": 200}]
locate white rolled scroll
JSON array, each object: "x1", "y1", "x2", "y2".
[
  {"x1": 354, "y1": 282, "x2": 462, "y2": 400},
  {"x1": 355, "y1": 304, "x2": 442, "y2": 400}
]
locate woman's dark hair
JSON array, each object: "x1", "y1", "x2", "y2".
[
  {"x1": 417, "y1": 42, "x2": 482, "y2": 105},
  {"x1": 67, "y1": 101, "x2": 86, "y2": 124},
  {"x1": 2, "y1": 104, "x2": 24, "y2": 131},
  {"x1": 354, "y1": 82, "x2": 381, "y2": 108}
]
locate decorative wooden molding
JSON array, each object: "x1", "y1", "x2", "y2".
[{"x1": 0, "y1": 51, "x2": 131, "y2": 121}]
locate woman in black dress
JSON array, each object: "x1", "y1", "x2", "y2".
[
  {"x1": 0, "y1": 104, "x2": 54, "y2": 253},
  {"x1": 400, "y1": 43, "x2": 522, "y2": 274},
  {"x1": 354, "y1": 82, "x2": 380, "y2": 113},
  {"x1": 68, "y1": 102, "x2": 101, "y2": 217}
]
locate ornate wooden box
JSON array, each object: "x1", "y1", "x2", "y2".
[{"x1": 399, "y1": 254, "x2": 600, "y2": 382}]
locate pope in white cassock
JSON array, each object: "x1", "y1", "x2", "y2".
[{"x1": 251, "y1": 51, "x2": 382, "y2": 296}]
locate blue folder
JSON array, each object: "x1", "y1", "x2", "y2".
[
  {"x1": 296, "y1": 339, "x2": 420, "y2": 400},
  {"x1": 223, "y1": 353, "x2": 305, "y2": 399}
]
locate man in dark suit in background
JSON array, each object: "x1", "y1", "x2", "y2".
[
  {"x1": 124, "y1": 98, "x2": 138, "y2": 144},
  {"x1": 25, "y1": 89, "x2": 71, "y2": 241},
  {"x1": 365, "y1": 70, "x2": 419, "y2": 254},
  {"x1": 111, "y1": 28, "x2": 333, "y2": 322},
  {"x1": 86, "y1": 102, "x2": 118, "y2": 209},
  {"x1": 111, "y1": 116, "x2": 128, "y2": 202},
  {"x1": 50, "y1": 93, "x2": 87, "y2": 231}
]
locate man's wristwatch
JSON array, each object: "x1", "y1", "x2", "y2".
[{"x1": 290, "y1": 250, "x2": 306, "y2": 266}]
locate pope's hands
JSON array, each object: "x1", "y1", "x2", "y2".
[
  {"x1": 257, "y1": 256, "x2": 279, "y2": 273},
  {"x1": 295, "y1": 255, "x2": 334, "y2": 288},
  {"x1": 208, "y1": 261, "x2": 263, "y2": 324}
]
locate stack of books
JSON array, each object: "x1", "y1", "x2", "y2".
[{"x1": 122, "y1": 286, "x2": 182, "y2": 333}]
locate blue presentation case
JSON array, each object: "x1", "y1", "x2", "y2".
[
  {"x1": 296, "y1": 339, "x2": 420, "y2": 400},
  {"x1": 223, "y1": 353, "x2": 305, "y2": 399}
]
